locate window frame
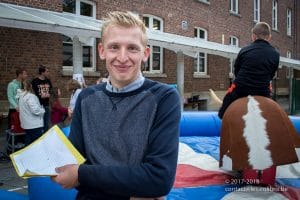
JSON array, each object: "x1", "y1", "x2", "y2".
[
  {"x1": 76, "y1": 0, "x2": 96, "y2": 18},
  {"x1": 194, "y1": 52, "x2": 208, "y2": 75},
  {"x1": 287, "y1": 8, "x2": 292, "y2": 36},
  {"x1": 287, "y1": 50, "x2": 291, "y2": 59},
  {"x1": 272, "y1": 0, "x2": 278, "y2": 30},
  {"x1": 193, "y1": 27, "x2": 208, "y2": 75},
  {"x1": 143, "y1": 15, "x2": 164, "y2": 74},
  {"x1": 229, "y1": 36, "x2": 239, "y2": 78},
  {"x1": 229, "y1": 58, "x2": 235, "y2": 78},
  {"x1": 62, "y1": 35, "x2": 73, "y2": 67},
  {"x1": 253, "y1": 0, "x2": 260, "y2": 22},
  {"x1": 194, "y1": 27, "x2": 208, "y2": 40},
  {"x1": 62, "y1": 0, "x2": 96, "y2": 72},
  {"x1": 196, "y1": 0, "x2": 210, "y2": 4},
  {"x1": 230, "y1": 0, "x2": 239, "y2": 14},
  {"x1": 229, "y1": 36, "x2": 239, "y2": 47}
]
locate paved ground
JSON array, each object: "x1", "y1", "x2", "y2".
[{"x1": 0, "y1": 117, "x2": 27, "y2": 195}]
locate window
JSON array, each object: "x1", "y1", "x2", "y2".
[
  {"x1": 229, "y1": 36, "x2": 238, "y2": 77},
  {"x1": 143, "y1": 15, "x2": 162, "y2": 31},
  {"x1": 197, "y1": 0, "x2": 210, "y2": 4},
  {"x1": 63, "y1": 36, "x2": 95, "y2": 69},
  {"x1": 194, "y1": 27, "x2": 208, "y2": 75},
  {"x1": 254, "y1": 0, "x2": 260, "y2": 22},
  {"x1": 63, "y1": 0, "x2": 96, "y2": 17},
  {"x1": 230, "y1": 0, "x2": 239, "y2": 14},
  {"x1": 80, "y1": 1, "x2": 94, "y2": 17},
  {"x1": 194, "y1": 53, "x2": 207, "y2": 75},
  {"x1": 228, "y1": 58, "x2": 235, "y2": 78},
  {"x1": 287, "y1": 50, "x2": 291, "y2": 59},
  {"x1": 229, "y1": 36, "x2": 239, "y2": 47},
  {"x1": 194, "y1": 27, "x2": 207, "y2": 40},
  {"x1": 143, "y1": 15, "x2": 163, "y2": 73},
  {"x1": 62, "y1": 0, "x2": 96, "y2": 71},
  {"x1": 287, "y1": 8, "x2": 292, "y2": 36},
  {"x1": 63, "y1": 35, "x2": 73, "y2": 66},
  {"x1": 63, "y1": 0, "x2": 75, "y2": 13},
  {"x1": 82, "y1": 46, "x2": 93, "y2": 67},
  {"x1": 272, "y1": 0, "x2": 278, "y2": 30}
]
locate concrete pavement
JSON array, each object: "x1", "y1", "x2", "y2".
[{"x1": 0, "y1": 118, "x2": 27, "y2": 195}]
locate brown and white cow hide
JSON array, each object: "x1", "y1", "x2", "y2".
[{"x1": 219, "y1": 95, "x2": 300, "y2": 171}]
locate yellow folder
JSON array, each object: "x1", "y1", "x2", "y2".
[{"x1": 10, "y1": 125, "x2": 85, "y2": 178}]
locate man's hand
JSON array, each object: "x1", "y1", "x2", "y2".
[{"x1": 51, "y1": 164, "x2": 80, "y2": 189}]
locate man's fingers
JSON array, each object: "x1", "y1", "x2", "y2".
[{"x1": 55, "y1": 166, "x2": 63, "y2": 173}]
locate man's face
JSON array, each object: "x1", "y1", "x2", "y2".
[
  {"x1": 21, "y1": 71, "x2": 28, "y2": 81},
  {"x1": 98, "y1": 25, "x2": 150, "y2": 89},
  {"x1": 43, "y1": 69, "x2": 50, "y2": 79}
]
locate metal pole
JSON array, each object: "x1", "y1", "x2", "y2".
[
  {"x1": 177, "y1": 51, "x2": 184, "y2": 111},
  {"x1": 72, "y1": 36, "x2": 84, "y2": 86}
]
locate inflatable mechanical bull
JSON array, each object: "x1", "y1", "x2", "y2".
[{"x1": 219, "y1": 95, "x2": 300, "y2": 185}]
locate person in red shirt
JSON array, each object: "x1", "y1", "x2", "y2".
[{"x1": 50, "y1": 87, "x2": 68, "y2": 126}]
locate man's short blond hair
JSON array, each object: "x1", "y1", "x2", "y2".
[
  {"x1": 101, "y1": 11, "x2": 148, "y2": 46},
  {"x1": 252, "y1": 22, "x2": 271, "y2": 39}
]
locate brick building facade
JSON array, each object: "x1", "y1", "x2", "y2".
[
  {"x1": 0, "y1": 0, "x2": 299, "y2": 111},
  {"x1": 296, "y1": 0, "x2": 300, "y2": 77}
]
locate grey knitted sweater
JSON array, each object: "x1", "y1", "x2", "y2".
[{"x1": 69, "y1": 79, "x2": 181, "y2": 200}]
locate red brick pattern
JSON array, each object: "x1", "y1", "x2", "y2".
[{"x1": 0, "y1": 0, "x2": 298, "y2": 99}]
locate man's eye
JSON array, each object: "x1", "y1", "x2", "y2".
[
  {"x1": 109, "y1": 45, "x2": 118, "y2": 50},
  {"x1": 128, "y1": 46, "x2": 139, "y2": 52}
]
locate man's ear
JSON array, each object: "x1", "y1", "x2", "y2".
[
  {"x1": 266, "y1": 34, "x2": 272, "y2": 42},
  {"x1": 251, "y1": 33, "x2": 257, "y2": 41},
  {"x1": 142, "y1": 46, "x2": 151, "y2": 62},
  {"x1": 98, "y1": 43, "x2": 105, "y2": 60}
]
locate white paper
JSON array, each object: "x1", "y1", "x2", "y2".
[{"x1": 12, "y1": 128, "x2": 78, "y2": 176}]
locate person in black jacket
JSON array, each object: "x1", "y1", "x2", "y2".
[
  {"x1": 31, "y1": 65, "x2": 53, "y2": 131},
  {"x1": 218, "y1": 22, "x2": 279, "y2": 119}
]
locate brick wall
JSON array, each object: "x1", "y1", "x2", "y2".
[
  {"x1": 0, "y1": 0, "x2": 298, "y2": 105},
  {"x1": 96, "y1": 0, "x2": 294, "y2": 87},
  {"x1": 297, "y1": 0, "x2": 300, "y2": 61},
  {"x1": 0, "y1": 27, "x2": 73, "y2": 98},
  {"x1": 0, "y1": 0, "x2": 61, "y2": 11}
]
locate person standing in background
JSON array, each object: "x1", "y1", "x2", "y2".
[
  {"x1": 66, "y1": 79, "x2": 82, "y2": 118},
  {"x1": 96, "y1": 72, "x2": 109, "y2": 84},
  {"x1": 7, "y1": 67, "x2": 28, "y2": 129},
  {"x1": 31, "y1": 65, "x2": 52, "y2": 132},
  {"x1": 50, "y1": 87, "x2": 69, "y2": 127},
  {"x1": 18, "y1": 79, "x2": 45, "y2": 146},
  {"x1": 218, "y1": 22, "x2": 279, "y2": 119}
]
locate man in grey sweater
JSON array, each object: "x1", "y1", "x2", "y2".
[{"x1": 52, "y1": 11, "x2": 181, "y2": 200}]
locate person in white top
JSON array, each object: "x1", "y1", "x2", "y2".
[
  {"x1": 18, "y1": 79, "x2": 45, "y2": 146},
  {"x1": 67, "y1": 79, "x2": 82, "y2": 117},
  {"x1": 96, "y1": 72, "x2": 109, "y2": 84}
]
